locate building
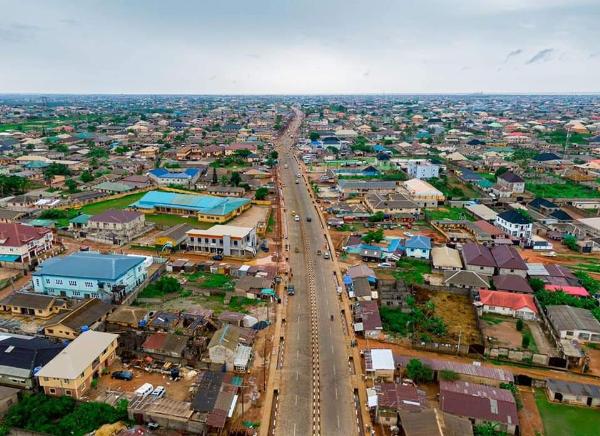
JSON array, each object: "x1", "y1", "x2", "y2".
[
  {"x1": 373, "y1": 382, "x2": 427, "y2": 426},
  {"x1": 0, "y1": 386, "x2": 20, "y2": 415},
  {"x1": 546, "y1": 378, "x2": 600, "y2": 407},
  {"x1": 0, "y1": 334, "x2": 64, "y2": 389},
  {"x1": 154, "y1": 223, "x2": 195, "y2": 248},
  {"x1": 363, "y1": 192, "x2": 420, "y2": 220},
  {"x1": 85, "y1": 209, "x2": 147, "y2": 245},
  {"x1": 148, "y1": 168, "x2": 200, "y2": 187},
  {"x1": 546, "y1": 305, "x2": 600, "y2": 344},
  {"x1": 477, "y1": 290, "x2": 538, "y2": 320},
  {"x1": 131, "y1": 190, "x2": 251, "y2": 223},
  {"x1": 407, "y1": 161, "x2": 440, "y2": 179},
  {"x1": 398, "y1": 408, "x2": 473, "y2": 436},
  {"x1": 496, "y1": 172, "x2": 525, "y2": 194},
  {"x1": 337, "y1": 180, "x2": 397, "y2": 198},
  {"x1": 33, "y1": 252, "x2": 148, "y2": 303},
  {"x1": 402, "y1": 178, "x2": 445, "y2": 207},
  {"x1": 405, "y1": 235, "x2": 431, "y2": 259},
  {"x1": 43, "y1": 298, "x2": 114, "y2": 340},
  {"x1": 0, "y1": 223, "x2": 54, "y2": 267},
  {"x1": 495, "y1": 210, "x2": 532, "y2": 240},
  {"x1": 431, "y1": 246, "x2": 462, "y2": 272},
  {"x1": 462, "y1": 243, "x2": 496, "y2": 276},
  {"x1": 439, "y1": 380, "x2": 519, "y2": 435},
  {"x1": 490, "y1": 245, "x2": 527, "y2": 277},
  {"x1": 364, "y1": 348, "x2": 395, "y2": 381},
  {"x1": 354, "y1": 301, "x2": 382, "y2": 338},
  {"x1": 37, "y1": 331, "x2": 118, "y2": 399},
  {"x1": 0, "y1": 293, "x2": 67, "y2": 319},
  {"x1": 186, "y1": 225, "x2": 257, "y2": 257},
  {"x1": 208, "y1": 325, "x2": 255, "y2": 371}
]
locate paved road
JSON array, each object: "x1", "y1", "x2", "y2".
[{"x1": 275, "y1": 110, "x2": 357, "y2": 436}]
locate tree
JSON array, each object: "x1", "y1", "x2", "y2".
[
  {"x1": 362, "y1": 228, "x2": 384, "y2": 244},
  {"x1": 528, "y1": 277, "x2": 545, "y2": 293},
  {"x1": 230, "y1": 171, "x2": 242, "y2": 187},
  {"x1": 219, "y1": 174, "x2": 229, "y2": 186},
  {"x1": 516, "y1": 318, "x2": 524, "y2": 331},
  {"x1": 255, "y1": 187, "x2": 269, "y2": 200},
  {"x1": 44, "y1": 163, "x2": 71, "y2": 180},
  {"x1": 405, "y1": 359, "x2": 433, "y2": 383},
  {"x1": 64, "y1": 179, "x2": 78, "y2": 193},
  {"x1": 309, "y1": 131, "x2": 320, "y2": 141},
  {"x1": 521, "y1": 335, "x2": 530, "y2": 349},
  {"x1": 269, "y1": 150, "x2": 279, "y2": 160},
  {"x1": 88, "y1": 147, "x2": 108, "y2": 159},
  {"x1": 474, "y1": 422, "x2": 506, "y2": 436},
  {"x1": 80, "y1": 170, "x2": 94, "y2": 183},
  {"x1": 494, "y1": 166, "x2": 508, "y2": 179},
  {"x1": 235, "y1": 149, "x2": 252, "y2": 158},
  {"x1": 563, "y1": 234, "x2": 578, "y2": 251},
  {"x1": 368, "y1": 211, "x2": 385, "y2": 222}
]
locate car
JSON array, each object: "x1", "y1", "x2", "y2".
[
  {"x1": 147, "y1": 422, "x2": 160, "y2": 430},
  {"x1": 151, "y1": 386, "x2": 166, "y2": 398},
  {"x1": 541, "y1": 251, "x2": 557, "y2": 257},
  {"x1": 404, "y1": 232, "x2": 414, "y2": 237},
  {"x1": 316, "y1": 249, "x2": 322, "y2": 256},
  {"x1": 212, "y1": 254, "x2": 224, "y2": 261},
  {"x1": 306, "y1": 217, "x2": 312, "y2": 222},
  {"x1": 377, "y1": 262, "x2": 393, "y2": 268},
  {"x1": 295, "y1": 179, "x2": 300, "y2": 184},
  {"x1": 323, "y1": 251, "x2": 330, "y2": 259},
  {"x1": 296, "y1": 173, "x2": 301, "y2": 178},
  {"x1": 287, "y1": 285, "x2": 295, "y2": 296},
  {"x1": 294, "y1": 215, "x2": 300, "y2": 222},
  {"x1": 111, "y1": 370, "x2": 133, "y2": 381}
]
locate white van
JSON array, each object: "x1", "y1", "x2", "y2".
[
  {"x1": 135, "y1": 383, "x2": 154, "y2": 398},
  {"x1": 151, "y1": 386, "x2": 166, "y2": 399}
]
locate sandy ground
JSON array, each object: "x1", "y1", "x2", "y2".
[
  {"x1": 519, "y1": 387, "x2": 545, "y2": 436},
  {"x1": 584, "y1": 347, "x2": 600, "y2": 376},
  {"x1": 229, "y1": 205, "x2": 270, "y2": 227},
  {"x1": 482, "y1": 317, "x2": 523, "y2": 349},
  {"x1": 526, "y1": 320, "x2": 556, "y2": 356}
]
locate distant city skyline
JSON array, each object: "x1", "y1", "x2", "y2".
[{"x1": 1, "y1": 0, "x2": 599, "y2": 94}]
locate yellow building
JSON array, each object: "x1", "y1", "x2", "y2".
[
  {"x1": 0, "y1": 293, "x2": 67, "y2": 319},
  {"x1": 37, "y1": 331, "x2": 118, "y2": 399}
]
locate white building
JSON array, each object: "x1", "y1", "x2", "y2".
[
  {"x1": 547, "y1": 305, "x2": 600, "y2": 344},
  {"x1": 186, "y1": 225, "x2": 257, "y2": 257},
  {"x1": 495, "y1": 210, "x2": 533, "y2": 240},
  {"x1": 407, "y1": 161, "x2": 440, "y2": 179}
]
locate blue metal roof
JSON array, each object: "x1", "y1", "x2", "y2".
[
  {"x1": 131, "y1": 190, "x2": 250, "y2": 216},
  {"x1": 405, "y1": 235, "x2": 431, "y2": 250},
  {"x1": 33, "y1": 252, "x2": 145, "y2": 281},
  {"x1": 149, "y1": 168, "x2": 200, "y2": 179}
]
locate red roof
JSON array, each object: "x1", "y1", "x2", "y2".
[
  {"x1": 0, "y1": 223, "x2": 51, "y2": 247},
  {"x1": 545, "y1": 285, "x2": 589, "y2": 297},
  {"x1": 479, "y1": 290, "x2": 538, "y2": 314}
]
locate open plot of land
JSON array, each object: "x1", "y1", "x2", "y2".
[
  {"x1": 228, "y1": 205, "x2": 270, "y2": 228},
  {"x1": 78, "y1": 191, "x2": 147, "y2": 214},
  {"x1": 526, "y1": 181, "x2": 600, "y2": 198},
  {"x1": 481, "y1": 315, "x2": 523, "y2": 348},
  {"x1": 416, "y1": 289, "x2": 481, "y2": 344},
  {"x1": 426, "y1": 207, "x2": 474, "y2": 222},
  {"x1": 535, "y1": 388, "x2": 600, "y2": 436},
  {"x1": 519, "y1": 388, "x2": 545, "y2": 436}
]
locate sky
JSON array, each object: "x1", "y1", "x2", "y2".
[{"x1": 0, "y1": 0, "x2": 599, "y2": 94}]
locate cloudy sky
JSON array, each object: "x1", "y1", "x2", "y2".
[{"x1": 0, "y1": 0, "x2": 598, "y2": 94}]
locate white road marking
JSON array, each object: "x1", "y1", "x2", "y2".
[
  {"x1": 335, "y1": 388, "x2": 338, "y2": 399},
  {"x1": 333, "y1": 365, "x2": 336, "y2": 377},
  {"x1": 337, "y1": 415, "x2": 340, "y2": 429},
  {"x1": 296, "y1": 371, "x2": 299, "y2": 380},
  {"x1": 293, "y1": 423, "x2": 296, "y2": 436},
  {"x1": 295, "y1": 395, "x2": 298, "y2": 405}
]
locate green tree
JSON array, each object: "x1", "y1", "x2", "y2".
[
  {"x1": 362, "y1": 228, "x2": 384, "y2": 243},
  {"x1": 88, "y1": 147, "x2": 108, "y2": 159},
  {"x1": 528, "y1": 277, "x2": 545, "y2": 293},
  {"x1": 521, "y1": 335, "x2": 530, "y2": 349},
  {"x1": 80, "y1": 170, "x2": 94, "y2": 183},
  {"x1": 309, "y1": 131, "x2": 320, "y2": 141},
  {"x1": 269, "y1": 150, "x2": 279, "y2": 160},
  {"x1": 65, "y1": 179, "x2": 78, "y2": 193},
  {"x1": 516, "y1": 318, "x2": 524, "y2": 331},
  {"x1": 474, "y1": 422, "x2": 506, "y2": 436},
  {"x1": 255, "y1": 187, "x2": 269, "y2": 200},
  {"x1": 405, "y1": 359, "x2": 434, "y2": 383},
  {"x1": 44, "y1": 163, "x2": 71, "y2": 180},
  {"x1": 494, "y1": 166, "x2": 508, "y2": 179},
  {"x1": 439, "y1": 369, "x2": 460, "y2": 381},
  {"x1": 368, "y1": 211, "x2": 385, "y2": 222},
  {"x1": 230, "y1": 171, "x2": 242, "y2": 186},
  {"x1": 235, "y1": 149, "x2": 252, "y2": 158},
  {"x1": 563, "y1": 234, "x2": 578, "y2": 251}
]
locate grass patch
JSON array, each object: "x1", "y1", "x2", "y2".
[
  {"x1": 480, "y1": 314, "x2": 505, "y2": 325},
  {"x1": 522, "y1": 325, "x2": 538, "y2": 353},
  {"x1": 526, "y1": 181, "x2": 600, "y2": 198},
  {"x1": 426, "y1": 207, "x2": 474, "y2": 222},
  {"x1": 393, "y1": 258, "x2": 432, "y2": 285},
  {"x1": 267, "y1": 213, "x2": 275, "y2": 233},
  {"x1": 78, "y1": 191, "x2": 147, "y2": 215},
  {"x1": 146, "y1": 213, "x2": 208, "y2": 228},
  {"x1": 535, "y1": 388, "x2": 600, "y2": 436},
  {"x1": 186, "y1": 272, "x2": 234, "y2": 290}
]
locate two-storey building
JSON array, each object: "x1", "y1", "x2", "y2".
[
  {"x1": 0, "y1": 223, "x2": 54, "y2": 268},
  {"x1": 186, "y1": 225, "x2": 257, "y2": 257}
]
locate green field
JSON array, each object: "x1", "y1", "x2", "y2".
[
  {"x1": 146, "y1": 213, "x2": 209, "y2": 228},
  {"x1": 392, "y1": 258, "x2": 432, "y2": 285},
  {"x1": 78, "y1": 191, "x2": 147, "y2": 214},
  {"x1": 526, "y1": 181, "x2": 600, "y2": 198},
  {"x1": 426, "y1": 207, "x2": 474, "y2": 221},
  {"x1": 535, "y1": 389, "x2": 600, "y2": 436}
]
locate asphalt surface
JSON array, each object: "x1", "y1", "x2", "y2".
[{"x1": 275, "y1": 111, "x2": 357, "y2": 436}]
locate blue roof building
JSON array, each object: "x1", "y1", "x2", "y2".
[
  {"x1": 148, "y1": 168, "x2": 201, "y2": 186},
  {"x1": 33, "y1": 252, "x2": 148, "y2": 303},
  {"x1": 405, "y1": 235, "x2": 431, "y2": 260},
  {"x1": 131, "y1": 190, "x2": 251, "y2": 223}
]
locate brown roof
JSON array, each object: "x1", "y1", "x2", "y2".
[
  {"x1": 473, "y1": 219, "x2": 505, "y2": 236},
  {"x1": 0, "y1": 223, "x2": 51, "y2": 247},
  {"x1": 355, "y1": 300, "x2": 382, "y2": 331},
  {"x1": 462, "y1": 243, "x2": 496, "y2": 267},
  {"x1": 493, "y1": 275, "x2": 533, "y2": 293},
  {"x1": 89, "y1": 209, "x2": 143, "y2": 224},
  {"x1": 106, "y1": 305, "x2": 147, "y2": 326},
  {"x1": 399, "y1": 409, "x2": 473, "y2": 436},
  {"x1": 46, "y1": 298, "x2": 113, "y2": 331},
  {"x1": 0, "y1": 292, "x2": 59, "y2": 310},
  {"x1": 491, "y1": 245, "x2": 527, "y2": 270},
  {"x1": 376, "y1": 382, "x2": 426, "y2": 412}
]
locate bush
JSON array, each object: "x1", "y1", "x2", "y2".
[
  {"x1": 522, "y1": 335, "x2": 530, "y2": 349},
  {"x1": 516, "y1": 319, "x2": 524, "y2": 331},
  {"x1": 405, "y1": 359, "x2": 434, "y2": 383},
  {"x1": 439, "y1": 369, "x2": 459, "y2": 381},
  {"x1": 563, "y1": 234, "x2": 578, "y2": 251},
  {"x1": 255, "y1": 187, "x2": 269, "y2": 200}
]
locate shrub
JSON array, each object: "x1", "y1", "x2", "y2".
[
  {"x1": 405, "y1": 359, "x2": 434, "y2": 383},
  {"x1": 439, "y1": 369, "x2": 459, "y2": 381},
  {"x1": 516, "y1": 319, "x2": 524, "y2": 331},
  {"x1": 521, "y1": 335, "x2": 530, "y2": 349}
]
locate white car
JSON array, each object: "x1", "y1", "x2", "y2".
[
  {"x1": 151, "y1": 386, "x2": 166, "y2": 398},
  {"x1": 294, "y1": 215, "x2": 300, "y2": 222},
  {"x1": 377, "y1": 262, "x2": 393, "y2": 268}
]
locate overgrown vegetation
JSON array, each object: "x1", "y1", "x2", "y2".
[
  {"x1": 0, "y1": 393, "x2": 127, "y2": 436},
  {"x1": 380, "y1": 296, "x2": 447, "y2": 340},
  {"x1": 526, "y1": 181, "x2": 600, "y2": 198},
  {"x1": 139, "y1": 276, "x2": 182, "y2": 298},
  {"x1": 405, "y1": 358, "x2": 434, "y2": 382},
  {"x1": 0, "y1": 175, "x2": 31, "y2": 196},
  {"x1": 362, "y1": 228, "x2": 384, "y2": 243},
  {"x1": 393, "y1": 258, "x2": 432, "y2": 285}
]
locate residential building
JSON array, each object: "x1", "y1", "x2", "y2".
[
  {"x1": 364, "y1": 348, "x2": 395, "y2": 381},
  {"x1": 546, "y1": 305, "x2": 600, "y2": 344},
  {"x1": 444, "y1": 270, "x2": 490, "y2": 289},
  {"x1": 402, "y1": 178, "x2": 445, "y2": 207},
  {"x1": 546, "y1": 379, "x2": 600, "y2": 408},
  {"x1": 37, "y1": 331, "x2": 118, "y2": 399},
  {"x1": 496, "y1": 172, "x2": 525, "y2": 194},
  {"x1": 0, "y1": 223, "x2": 54, "y2": 267},
  {"x1": 85, "y1": 209, "x2": 147, "y2": 245},
  {"x1": 0, "y1": 293, "x2": 67, "y2": 318},
  {"x1": 439, "y1": 380, "x2": 519, "y2": 435},
  {"x1": 405, "y1": 235, "x2": 431, "y2": 259},
  {"x1": 33, "y1": 252, "x2": 148, "y2": 303},
  {"x1": 354, "y1": 301, "x2": 382, "y2": 339},
  {"x1": 42, "y1": 298, "x2": 114, "y2": 340},
  {"x1": 337, "y1": 180, "x2": 397, "y2": 198},
  {"x1": 0, "y1": 334, "x2": 64, "y2": 389},
  {"x1": 154, "y1": 223, "x2": 194, "y2": 248},
  {"x1": 398, "y1": 409, "x2": 473, "y2": 436},
  {"x1": 208, "y1": 324, "x2": 255, "y2": 371},
  {"x1": 148, "y1": 168, "x2": 200, "y2": 187},
  {"x1": 495, "y1": 210, "x2": 532, "y2": 240},
  {"x1": 0, "y1": 386, "x2": 20, "y2": 415},
  {"x1": 131, "y1": 190, "x2": 251, "y2": 223},
  {"x1": 490, "y1": 245, "x2": 527, "y2": 277},
  {"x1": 373, "y1": 382, "x2": 427, "y2": 426},
  {"x1": 462, "y1": 243, "x2": 496, "y2": 276},
  {"x1": 431, "y1": 246, "x2": 463, "y2": 272},
  {"x1": 477, "y1": 290, "x2": 538, "y2": 320},
  {"x1": 186, "y1": 225, "x2": 257, "y2": 257},
  {"x1": 363, "y1": 192, "x2": 420, "y2": 220},
  {"x1": 407, "y1": 161, "x2": 440, "y2": 179},
  {"x1": 493, "y1": 275, "x2": 533, "y2": 293}
]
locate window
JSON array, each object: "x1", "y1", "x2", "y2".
[
  {"x1": 566, "y1": 331, "x2": 574, "y2": 336},
  {"x1": 55, "y1": 279, "x2": 63, "y2": 285},
  {"x1": 46, "y1": 279, "x2": 50, "y2": 284},
  {"x1": 65, "y1": 390, "x2": 72, "y2": 396},
  {"x1": 49, "y1": 388, "x2": 56, "y2": 394},
  {"x1": 69, "y1": 280, "x2": 77, "y2": 286}
]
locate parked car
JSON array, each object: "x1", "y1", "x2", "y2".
[
  {"x1": 377, "y1": 262, "x2": 393, "y2": 268},
  {"x1": 151, "y1": 386, "x2": 166, "y2": 398},
  {"x1": 147, "y1": 422, "x2": 160, "y2": 430},
  {"x1": 135, "y1": 383, "x2": 154, "y2": 398},
  {"x1": 212, "y1": 254, "x2": 224, "y2": 261},
  {"x1": 323, "y1": 251, "x2": 330, "y2": 259},
  {"x1": 287, "y1": 285, "x2": 295, "y2": 296},
  {"x1": 316, "y1": 249, "x2": 322, "y2": 256},
  {"x1": 306, "y1": 217, "x2": 312, "y2": 222},
  {"x1": 294, "y1": 215, "x2": 300, "y2": 222},
  {"x1": 111, "y1": 370, "x2": 133, "y2": 381}
]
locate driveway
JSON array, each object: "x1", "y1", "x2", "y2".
[{"x1": 526, "y1": 320, "x2": 556, "y2": 356}]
